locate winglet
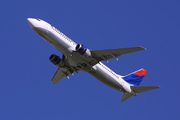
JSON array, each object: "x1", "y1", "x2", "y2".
[{"x1": 139, "y1": 46, "x2": 147, "y2": 50}]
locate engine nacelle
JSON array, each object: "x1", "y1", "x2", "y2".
[
  {"x1": 49, "y1": 54, "x2": 64, "y2": 67},
  {"x1": 75, "y1": 44, "x2": 91, "y2": 57}
]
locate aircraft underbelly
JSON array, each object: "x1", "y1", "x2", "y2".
[
  {"x1": 88, "y1": 65, "x2": 123, "y2": 91},
  {"x1": 34, "y1": 27, "x2": 71, "y2": 54}
]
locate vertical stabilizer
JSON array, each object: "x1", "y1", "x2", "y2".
[{"x1": 122, "y1": 68, "x2": 147, "y2": 86}]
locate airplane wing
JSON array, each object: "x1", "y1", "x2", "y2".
[
  {"x1": 51, "y1": 46, "x2": 145, "y2": 84},
  {"x1": 91, "y1": 46, "x2": 146, "y2": 62},
  {"x1": 51, "y1": 67, "x2": 73, "y2": 84}
]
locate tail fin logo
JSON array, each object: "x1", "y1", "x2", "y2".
[{"x1": 122, "y1": 68, "x2": 147, "y2": 86}]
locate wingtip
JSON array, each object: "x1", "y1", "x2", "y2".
[
  {"x1": 157, "y1": 86, "x2": 161, "y2": 88},
  {"x1": 140, "y1": 46, "x2": 147, "y2": 50}
]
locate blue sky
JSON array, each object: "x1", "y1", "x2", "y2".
[{"x1": 0, "y1": 0, "x2": 180, "y2": 119}]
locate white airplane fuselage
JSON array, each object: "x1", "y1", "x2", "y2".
[
  {"x1": 27, "y1": 18, "x2": 160, "y2": 102},
  {"x1": 27, "y1": 18, "x2": 134, "y2": 94},
  {"x1": 28, "y1": 18, "x2": 160, "y2": 102}
]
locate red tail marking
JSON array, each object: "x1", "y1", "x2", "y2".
[{"x1": 133, "y1": 68, "x2": 147, "y2": 76}]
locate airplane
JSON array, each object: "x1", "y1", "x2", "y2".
[{"x1": 27, "y1": 18, "x2": 160, "y2": 102}]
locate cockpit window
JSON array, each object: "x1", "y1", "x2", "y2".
[{"x1": 36, "y1": 18, "x2": 41, "y2": 21}]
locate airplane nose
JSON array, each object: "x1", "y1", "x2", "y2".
[{"x1": 27, "y1": 18, "x2": 35, "y2": 28}]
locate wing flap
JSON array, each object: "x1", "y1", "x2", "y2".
[{"x1": 51, "y1": 67, "x2": 72, "y2": 84}]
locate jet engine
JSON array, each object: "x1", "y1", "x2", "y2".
[
  {"x1": 75, "y1": 44, "x2": 91, "y2": 57},
  {"x1": 49, "y1": 54, "x2": 64, "y2": 67}
]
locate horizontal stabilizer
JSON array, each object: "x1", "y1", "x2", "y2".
[
  {"x1": 131, "y1": 86, "x2": 160, "y2": 93},
  {"x1": 121, "y1": 93, "x2": 133, "y2": 102},
  {"x1": 121, "y1": 86, "x2": 160, "y2": 102}
]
